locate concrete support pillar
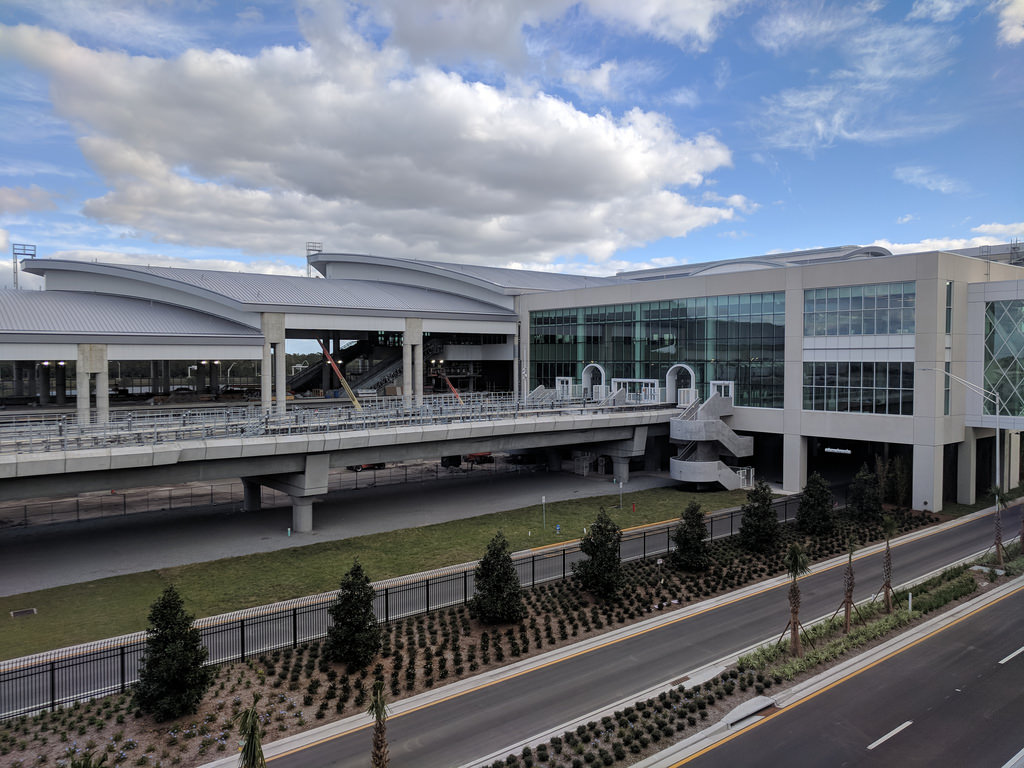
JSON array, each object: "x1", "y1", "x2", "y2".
[
  {"x1": 402, "y1": 341, "x2": 413, "y2": 407},
  {"x1": 94, "y1": 369, "x2": 109, "y2": 423},
  {"x1": 76, "y1": 369, "x2": 91, "y2": 424},
  {"x1": 1009, "y1": 432, "x2": 1021, "y2": 491},
  {"x1": 912, "y1": 444, "x2": 944, "y2": 514},
  {"x1": 957, "y1": 428, "x2": 977, "y2": 505},
  {"x1": 55, "y1": 363, "x2": 66, "y2": 405},
  {"x1": 545, "y1": 447, "x2": 561, "y2": 472},
  {"x1": 782, "y1": 434, "x2": 807, "y2": 493},
  {"x1": 161, "y1": 361, "x2": 171, "y2": 395},
  {"x1": 26, "y1": 363, "x2": 37, "y2": 397},
  {"x1": 242, "y1": 479, "x2": 262, "y2": 512},
  {"x1": 414, "y1": 341, "x2": 424, "y2": 406},
  {"x1": 611, "y1": 456, "x2": 630, "y2": 484},
  {"x1": 274, "y1": 342, "x2": 286, "y2": 415},
  {"x1": 198, "y1": 361, "x2": 208, "y2": 394},
  {"x1": 210, "y1": 361, "x2": 220, "y2": 395},
  {"x1": 261, "y1": 342, "x2": 273, "y2": 413},
  {"x1": 291, "y1": 497, "x2": 314, "y2": 534},
  {"x1": 13, "y1": 361, "x2": 24, "y2": 397},
  {"x1": 37, "y1": 364, "x2": 50, "y2": 405},
  {"x1": 321, "y1": 345, "x2": 331, "y2": 392}
]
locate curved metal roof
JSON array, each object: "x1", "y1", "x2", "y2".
[
  {"x1": 0, "y1": 289, "x2": 263, "y2": 342},
  {"x1": 22, "y1": 261, "x2": 518, "y2": 319}
]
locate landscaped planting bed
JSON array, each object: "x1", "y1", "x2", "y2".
[{"x1": 0, "y1": 509, "x2": 953, "y2": 768}]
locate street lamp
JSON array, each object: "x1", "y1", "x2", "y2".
[{"x1": 921, "y1": 367, "x2": 1003, "y2": 504}]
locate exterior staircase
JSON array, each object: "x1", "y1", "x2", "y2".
[{"x1": 669, "y1": 392, "x2": 754, "y2": 490}]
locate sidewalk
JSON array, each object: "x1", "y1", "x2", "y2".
[{"x1": 0, "y1": 470, "x2": 676, "y2": 597}]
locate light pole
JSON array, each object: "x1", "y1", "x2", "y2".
[{"x1": 921, "y1": 367, "x2": 1002, "y2": 504}]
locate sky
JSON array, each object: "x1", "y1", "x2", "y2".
[{"x1": 0, "y1": 0, "x2": 1023, "y2": 290}]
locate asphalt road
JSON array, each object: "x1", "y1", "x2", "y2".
[
  {"x1": 683, "y1": 580, "x2": 1024, "y2": 767},
  {"x1": 257, "y1": 505, "x2": 1023, "y2": 768}
]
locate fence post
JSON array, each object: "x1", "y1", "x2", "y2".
[
  {"x1": 239, "y1": 618, "x2": 246, "y2": 661},
  {"x1": 562, "y1": 548, "x2": 566, "y2": 580},
  {"x1": 292, "y1": 608, "x2": 298, "y2": 648},
  {"x1": 120, "y1": 646, "x2": 127, "y2": 693},
  {"x1": 531, "y1": 556, "x2": 536, "y2": 587},
  {"x1": 50, "y1": 660, "x2": 57, "y2": 711},
  {"x1": 385, "y1": 587, "x2": 390, "y2": 623},
  {"x1": 425, "y1": 579, "x2": 430, "y2": 613},
  {"x1": 642, "y1": 531, "x2": 646, "y2": 560}
]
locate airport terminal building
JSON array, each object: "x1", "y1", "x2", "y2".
[{"x1": 2, "y1": 242, "x2": 1022, "y2": 513}]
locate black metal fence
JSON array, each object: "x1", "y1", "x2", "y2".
[{"x1": 0, "y1": 493, "x2": 805, "y2": 719}]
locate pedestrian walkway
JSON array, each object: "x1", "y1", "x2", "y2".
[{"x1": 0, "y1": 470, "x2": 676, "y2": 597}]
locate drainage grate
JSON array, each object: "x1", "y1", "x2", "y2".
[{"x1": 10, "y1": 608, "x2": 37, "y2": 619}]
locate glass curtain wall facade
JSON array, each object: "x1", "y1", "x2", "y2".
[
  {"x1": 802, "y1": 281, "x2": 916, "y2": 416},
  {"x1": 530, "y1": 291, "x2": 785, "y2": 407},
  {"x1": 984, "y1": 299, "x2": 1024, "y2": 417},
  {"x1": 803, "y1": 282, "x2": 916, "y2": 336}
]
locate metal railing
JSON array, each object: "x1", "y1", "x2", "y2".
[
  {"x1": 0, "y1": 495, "x2": 805, "y2": 718},
  {"x1": 0, "y1": 393, "x2": 670, "y2": 456}
]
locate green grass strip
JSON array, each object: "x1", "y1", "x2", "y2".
[{"x1": 0, "y1": 486, "x2": 746, "y2": 659}]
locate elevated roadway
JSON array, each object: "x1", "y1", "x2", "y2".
[{"x1": 0, "y1": 397, "x2": 677, "y2": 531}]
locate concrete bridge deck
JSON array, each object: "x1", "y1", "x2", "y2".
[{"x1": 0, "y1": 395, "x2": 680, "y2": 531}]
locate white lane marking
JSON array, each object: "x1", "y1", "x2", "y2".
[
  {"x1": 999, "y1": 646, "x2": 1024, "y2": 665},
  {"x1": 1000, "y1": 744, "x2": 1024, "y2": 768},
  {"x1": 867, "y1": 720, "x2": 913, "y2": 750}
]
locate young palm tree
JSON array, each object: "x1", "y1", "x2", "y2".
[
  {"x1": 234, "y1": 693, "x2": 266, "y2": 768},
  {"x1": 368, "y1": 680, "x2": 390, "y2": 768},
  {"x1": 881, "y1": 515, "x2": 897, "y2": 613},
  {"x1": 995, "y1": 507, "x2": 1005, "y2": 568},
  {"x1": 842, "y1": 544, "x2": 856, "y2": 635},
  {"x1": 784, "y1": 542, "x2": 811, "y2": 658}
]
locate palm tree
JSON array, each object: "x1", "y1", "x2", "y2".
[
  {"x1": 842, "y1": 543, "x2": 856, "y2": 635},
  {"x1": 234, "y1": 693, "x2": 266, "y2": 768},
  {"x1": 881, "y1": 515, "x2": 897, "y2": 613},
  {"x1": 784, "y1": 542, "x2": 810, "y2": 658},
  {"x1": 368, "y1": 680, "x2": 390, "y2": 768}
]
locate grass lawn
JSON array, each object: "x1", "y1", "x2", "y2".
[{"x1": 0, "y1": 485, "x2": 747, "y2": 659}]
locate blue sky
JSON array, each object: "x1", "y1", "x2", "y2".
[{"x1": 1, "y1": 0, "x2": 1022, "y2": 288}]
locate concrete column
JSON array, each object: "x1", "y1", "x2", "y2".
[
  {"x1": 37, "y1": 364, "x2": 50, "y2": 405},
  {"x1": 13, "y1": 361, "x2": 24, "y2": 397},
  {"x1": 957, "y1": 428, "x2": 977, "y2": 504},
  {"x1": 1009, "y1": 432, "x2": 1021, "y2": 491},
  {"x1": 545, "y1": 447, "x2": 561, "y2": 472},
  {"x1": 414, "y1": 342, "x2": 424, "y2": 406},
  {"x1": 198, "y1": 361, "x2": 208, "y2": 393},
  {"x1": 161, "y1": 360, "x2": 171, "y2": 395},
  {"x1": 611, "y1": 456, "x2": 630, "y2": 484},
  {"x1": 94, "y1": 369, "x2": 109, "y2": 423},
  {"x1": 55, "y1": 363, "x2": 66, "y2": 405},
  {"x1": 261, "y1": 342, "x2": 273, "y2": 413},
  {"x1": 782, "y1": 434, "x2": 807, "y2": 493},
  {"x1": 274, "y1": 342, "x2": 287, "y2": 415},
  {"x1": 913, "y1": 443, "x2": 944, "y2": 514},
  {"x1": 26, "y1": 363, "x2": 37, "y2": 397},
  {"x1": 210, "y1": 361, "x2": 220, "y2": 395},
  {"x1": 402, "y1": 341, "x2": 413, "y2": 406},
  {"x1": 291, "y1": 497, "x2": 314, "y2": 534},
  {"x1": 242, "y1": 479, "x2": 262, "y2": 512},
  {"x1": 76, "y1": 370, "x2": 90, "y2": 423},
  {"x1": 321, "y1": 346, "x2": 331, "y2": 392}
]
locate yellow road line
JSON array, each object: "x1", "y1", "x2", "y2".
[{"x1": 671, "y1": 580, "x2": 1024, "y2": 766}]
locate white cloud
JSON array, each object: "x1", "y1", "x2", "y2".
[
  {"x1": 664, "y1": 87, "x2": 700, "y2": 107},
  {"x1": 0, "y1": 185, "x2": 56, "y2": 214},
  {"x1": 0, "y1": 23, "x2": 742, "y2": 265},
  {"x1": 753, "y1": 2, "x2": 872, "y2": 53},
  {"x1": 870, "y1": 235, "x2": 1007, "y2": 253},
  {"x1": 994, "y1": 0, "x2": 1024, "y2": 44},
  {"x1": 907, "y1": 0, "x2": 977, "y2": 22},
  {"x1": 3, "y1": 0, "x2": 201, "y2": 53},
  {"x1": 759, "y1": 20, "x2": 960, "y2": 150},
  {"x1": 236, "y1": 7, "x2": 265, "y2": 25},
  {"x1": 897, "y1": 213, "x2": 915, "y2": 223},
  {"x1": 971, "y1": 220, "x2": 1024, "y2": 237},
  {"x1": 562, "y1": 60, "x2": 617, "y2": 99},
  {"x1": 893, "y1": 166, "x2": 965, "y2": 193}
]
